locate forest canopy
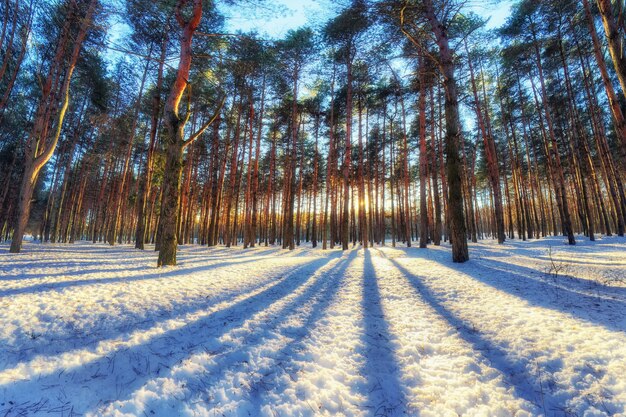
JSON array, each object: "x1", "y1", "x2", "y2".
[{"x1": 1, "y1": 0, "x2": 625, "y2": 267}]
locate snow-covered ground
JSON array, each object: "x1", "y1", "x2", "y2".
[{"x1": 0, "y1": 236, "x2": 625, "y2": 416}]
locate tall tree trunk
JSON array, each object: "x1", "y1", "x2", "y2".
[
  {"x1": 243, "y1": 92, "x2": 255, "y2": 248},
  {"x1": 312, "y1": 108, "x2": 320, "y2": 248},
  {"x1": 357, "y1": 94, "x2": 367, "y2": 247},
  {"x1": 430, "y1": 86, "x2": 442, "y2": 245},
  {"x1": 136, "y1": 32, "x2": 167, "y2": 249},
  {"x1": 158, "y1": 0, "x2": 222, "y2": 265},
  {"x1": 108, "y1": 47, "x2": 150, "y2": 245},
  {"x1": 596, "y1": 0, "x2": 626, "y2": 99},
  {"x1": 250, "y1": 76, "x2": 265, "y2": 247},
  {"x1": 582, "y1": 0, "x2": 626, "y2": 156},
  {"x1": 418, "y1": 59, "x2": 428, "y2": 248},
  {"x1": 530, "y1": 27, "x2": 576, "y2": 244},
  {"x1": 465, "y1": 40, "x2": 505, "y2": 243},
  {"x1": 399, "y1": 88, "x2": 411, "y2": 247},
  {"x1": 0, "y1": 0, "x2": 32, "y2": 119},
  {"x1": 423, "y1": 0, "x2": 469, "y2": 262},
  {"x1": 323, "y1": 66, "x2": 336, "y2": 250},
  {"x1": 10, "y1": 0, "x2": 97, "y2": 253},
  {"x1": 284, "y1": 65, "x2": 300, "y2": 250},
  {"x1": 341, "y1": 49, "x2": 353, "y2": 251}
]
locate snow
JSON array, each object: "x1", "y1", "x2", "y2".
[{"x1": 0, "y1": 236, "x2": 625, "y2": 416}]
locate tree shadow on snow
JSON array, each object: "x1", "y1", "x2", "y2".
[
  {"x1": 387, "y1": 246, "x2": 626, "y2": 333},
  {"x1": 360, "y1": 249, "x2": 410, "y2": 417},
  {"x1": 0, "y1": 256, "x2": 265, "y2": 298},
  {"x1": 462, "y1": 257, "x2": 626, "y2": 333},
  {"x1": 0, "y1": 255, "x2": 337, "y2": 377},
  {"x1": 174, "y1": 249, "x2": 359, "y2": 416},
  {"x1": 0, "y1": 243, "x2": 151, "y2": 260},
  {"x1": 473, "y1": 241, "x2": 625, "y2": 267},
  {"x1": 387, "y1": 257, "x2": 553, "y2": 413},
  {"x1": 0, "y1": 254, "x2": 341, "y2": 417}
]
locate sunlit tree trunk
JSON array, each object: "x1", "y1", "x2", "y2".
[
  {"x1": 596, "y1": 0, "x2": 626, "y2": 99},
  {"x1": 429, "y1": 86, "x2": 442, "y2": 245},
  {"x1": 136, "y1": 33, "x2": 167, "y2": 249},
  {"x1": 10, "y1": 0, "x2": 97, "y2": 253},
  {"x1": 157, "y1": 0, "x2": 223, "y2": 265},
  {"x1": 108, "y1": 48, "x2": 150, "y2": 245},
  {"x1": 529, "y1": 31, "x2": 575, "y2": 245},
  {"x1": 357, "y1": 94, "x2": 367, "y2": 247},
  {"x1": 418, "y1": 59, "x2": 428, "y2": 248},
  {"x1": 312, "y1": 106, "x2": 320, "y2": 248},
  {"x1": 465, "y1": 40, "x2": 505, "y2": 243},
  {"x1": 250, "y1": 76, "x2": 265, "y2": 247},
  {"x1": 323, "y1": 66, "x2": 336, "y2": 250},
  {"x1": 341, "y1": 48, "x2": 353, "y2": 251},
  {"x1": 582, "y1": 0, "x2": 626, "y2": 157}
]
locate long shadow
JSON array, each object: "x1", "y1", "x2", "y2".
[
  {"x1": 385, "y1": 246, "x2": 626, "y2": 333},
  {"x1": 183, "y1": 246, "x2": 280, "y2": 258},
  {"x1": 463, "y1": 258, "x2": 626, "y2": 333},
  {"x1": 0, "y1": 246, "x2": 288, "y2": 280},
  {"x1": 0, "y1": 255, "x2": 336, "y2": 374},
  {"x1": 176, "y1": 253, "x2": 287, "y2": 266},
  {"x1": 0, "y1": 254, "x2": 153, "y2": 270},
  {"x1": 0, "y1": 256, "x2": 266, "y2": 298},
  {"x1": 479, "y1": 257, "x2": 626, "y2": 297},
  {"x1": 245, "y1": 249, "x2": 359, "y2": 416},
  {"x1": 0, "y1": 265, "x2": 149, "y2": 282},
  {"x1": 0, "y1": 259, "x2": 144, "y2": 270},
  {"x1": 0, "y1": 250, "x2": 282, "y2": 282},
  {"x1": 108, "y1": 249, "x2": 358, "y2": 416},
  {"x1": 361, "y1": 250, "x2": 409, "y2": 417},
  {"x1": 474, "y1": 245, "x2": 624, "y2": 267},
  {"x1": 387, "y1": 256, "x2": 550, "y2": 413},
  {"x1": 0, "y1": 254, "x2": 339, "y2": 416},
  {"x1": 0, "y1": 248, "x2": 201, "y2": 268}
]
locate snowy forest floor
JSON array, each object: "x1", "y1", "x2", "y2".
[{"x1": 1, "y1": 236, "x2": 625, "y2": 417}]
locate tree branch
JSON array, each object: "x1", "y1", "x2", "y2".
[{"x1": 182, "y1": 95, "x2": 226, "y2": 149}]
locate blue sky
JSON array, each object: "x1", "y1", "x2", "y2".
[
  {"x1": 107, "y1": 1, "x2": 513, "y2": 66},
  {"x1": 220, "y1": 0, "x2": 514, "y2": 39},
  {"x1": 105, "y1": 1, "x2": 513, "y2": 79}
]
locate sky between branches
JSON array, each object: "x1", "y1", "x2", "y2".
[{"x1": 219, "y1": 0, "x2": 514, "y2": 39}]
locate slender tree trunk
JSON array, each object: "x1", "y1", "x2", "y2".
[
  {"x1": 429, "y1": 86, "x2": 442, "y2": 245},
  {"x1": 530, "y1": 31, "x2": 575, "y2": 244},
  {"x1": 136, "y1": 33, "x2": 167, "y2": 249},
  {"x1": 582, "y1": 0, "x2": 626, "y2": 156},
  {"x1": 312, "y1": 109, "x2": 320, "y2": 248},
  {"x1": 596, "y1": 0, "x2": 626, "y2": 99},
  {"x1": 108, "y1": 48, "x2": 150, "y2": 245},
  {"x1": 342, "y1": 52, "x2": 353, "y2": 251},
  {"x1": 243, "y1": 92, "x2": 255, "y2": 248},
  {"x1": 0, "y1": 0, "x2": 31, "y2": 119},
  {"x1": 250, "y1": 76, "x2": 265, "y2": 247},
  {"x1": 465, "y1": 40, "x2": 505, "y2": 243},
  {"x1": 357, "y1": 94, "x2": 367, "y2": 247},
  {"x1": 418, "y1": 60, "x2": 428, "y2": 248},
  {"x1": 10, "y1": 0, "x2": 97, "y2": 253},
  {"x1": 323, "y1": 66, "x2": 336, "y2": 250},
  {"x1": 424, "y1": 0, "x2": 469, "y2": 261}
]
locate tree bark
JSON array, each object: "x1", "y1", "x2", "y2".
[
  {"x1": 424, "y1": 0, "x2": 468, "y2": 261},
  {"x1": 158, "y1": 0, "x2": 223, "y2": 265},
  {"x1": 342, "y1": 48, "x2": 353, "y2": 251},
  {"x1": 597, "y1": 0, "x2": 626, "y2": 99},
  {"x1": 418, "y1": 59, "x2": 428, "y2": 248},
  {"x1": 10, "y1": 0, "x2": 97, "y2": 253},
  {"x1": 136, "y1": 32, "x2": 167, "y2": 249}
]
